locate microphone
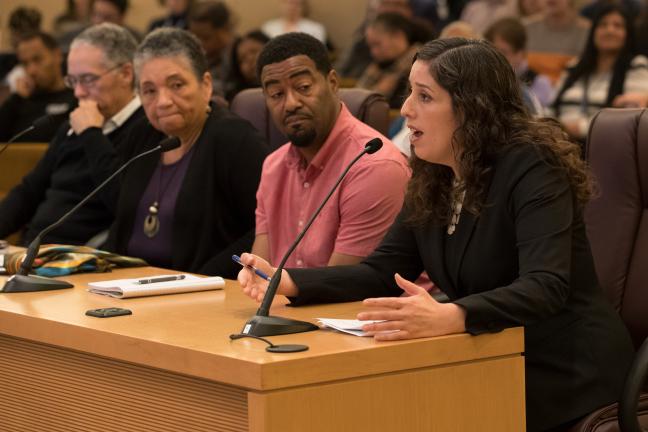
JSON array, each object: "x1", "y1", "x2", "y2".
[
  {"x1": 0, "y1": 115, "x2": 56, "y2": 157},
  {"x1": 1, "y1": 136, "x2": 181, "y2": 293},
  {"x1": 239, "y1": 138, "x2": 383, "y2": 337}
]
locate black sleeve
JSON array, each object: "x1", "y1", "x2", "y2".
[
  {"x1": 0, "y1": 131, "x2": 63, "y2": 238},
  {"x1": 198, "y1": 125, "x2": 268, "y2": 277},
  {"x1": 287, "y1": 208, "x2": 423, "y2": 305},
  {"x1": 0, "y1": 95, "x2": 19, "y2": 141},
  {"x1": 77, "y1": 127, "x2": 123, "y2": 215},
  {"x1": 454, "y1": 157, "x2": 574, "y2": 334}
]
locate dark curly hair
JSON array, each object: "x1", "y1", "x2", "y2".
[{"x1": 405, "y1": 38, "x2": 592, "y2": 226}]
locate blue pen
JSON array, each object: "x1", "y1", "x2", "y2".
[{"x1": 232, "y1": 255, "x2": 272, "y2": 281}]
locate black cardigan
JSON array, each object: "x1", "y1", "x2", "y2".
[
  {"x1": 288, "y1": 143, "x2": 635, "y2": 432},
  {"x1": 0, "y1": 108, "x2": 145, "y2": 245},
  {"x1": 105, "y1": 107, "x2": 268, "y2": 278}
]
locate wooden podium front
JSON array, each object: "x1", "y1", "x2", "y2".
[{"x1": 0, "y1": 268, "x2": 525, "y2": 431}]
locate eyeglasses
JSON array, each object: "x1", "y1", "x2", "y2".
[{"x1": 64, "y1": 63, "x2": 123, "y2": 89}]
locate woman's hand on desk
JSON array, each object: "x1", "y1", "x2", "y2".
[
  {"x1": 237, "y1": 253, "x2": 299, "y2": 301},
  {"x1": 358, "y1": 273, "x2": 466, "y2": 341}
]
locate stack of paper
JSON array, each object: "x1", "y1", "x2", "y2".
[
  {"x1": 87, "y1": 274, "x2": 225, "y2": 299},
  {"x1": 316, "y1": 318, "x2": 390, "y2": 337}
]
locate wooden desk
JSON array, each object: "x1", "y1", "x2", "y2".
[{"x1": 0, "y1": 268, "x2": 525, "y2": 431}]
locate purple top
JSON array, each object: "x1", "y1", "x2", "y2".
[{"x1": 127, "y1": 146, "x2": 195, "y2": 267}]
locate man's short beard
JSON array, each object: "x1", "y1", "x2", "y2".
[{"x1": 288, "y1": 128, "x2": 317, "y2": 148}]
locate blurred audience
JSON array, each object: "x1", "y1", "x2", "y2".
[
  {"x1": 53, "y1": 0, "x2": 93, "y2": 38},
  {"x1": 262, "y1": 0, "x2": 327, "y2": 43},
  {"x1": 357, "y1": 12, "x2": 424, "y2": 108},
  {"x1": 461, "y1": 0, "x2": 518, "y2": 34},
  {"x1": 524, "y1": 0, "x2": 590, "y2": 83},
  {"x1": 438, "y1": 20, "x2": 479, "y2": 38},
  {"x1": 105, "y1": 28, "x2": 267, "y2": 277},
  {"x1": 188, "y1": 1, "x2": 235, "y2": 102},
  {"x1": 552, "y1": 4, "x2": 648, "y2": 140},
  {"x1": 2, "y1": 7, "x2": 43, "y2": 96},
  {"x1": 148, "y1": 0, "x2": 193, "y2": 32},
  {"x1": 0, "y1": 32, "x2": 76, "y2": 142},
  {"x1": 0, "y1": 24, "x2": 144, "y2": 246},
  {"x1": 518, "y1": 0, "x2": 545, "y2": 16},
  {"x1": 485, "y1": 17, "x2": 554, "y2": 106},
  {"x1": 225, "y1": 30, "x2": 270, "y2": 102}
]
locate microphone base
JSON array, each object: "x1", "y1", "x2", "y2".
[
  {"x1": 1, "y1": 274, "x2": 73, "y2": 293},
  {"x1": 241, "y1": 314, "x2": 319, "y2": 337}
]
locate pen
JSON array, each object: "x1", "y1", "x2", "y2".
[
  {"x1": 136, "y1": 275, "x2": 186, "y2": 285},
  {"x1": 232, "y1": 255, "x2": 272, "y2": 281}
]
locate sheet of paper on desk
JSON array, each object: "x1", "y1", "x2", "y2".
[
  {"x1": 317, "y1": 318, "x2": 395, "y2": 337},
  {"x1": 87, "y1": 274, "x2": 224, "y2": 298}
]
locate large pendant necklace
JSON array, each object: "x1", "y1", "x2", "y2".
[
  {"x1": 144, "y1": 201, "x2": 160, "y2": 238},
  {"x1": 143, "y1": 158, "x2": 182, "y2": 238}
]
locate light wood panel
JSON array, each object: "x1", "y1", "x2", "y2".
[
  {"x1": 0, "y1": 142, "x2": 47, "y2": 200},
  {"x1": 0, "y1": 267, "x2": 526, "y2": 431}
]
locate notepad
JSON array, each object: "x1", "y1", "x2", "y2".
[
  {"x1": 317, "y1": 318, "x2": 396, "y2": 337},
  {"x1": 87, "y1": 274, "x2": 225, "y2": 298}
]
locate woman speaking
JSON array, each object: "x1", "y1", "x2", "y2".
[
  {"x1": 106, "y1": 28, "x2": 267, "y2": 277},
  {"x1": 238, "y1": 38, "x2": 634, "y2": 431}
]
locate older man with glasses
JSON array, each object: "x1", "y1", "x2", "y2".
[{"x1": 0, "y1": 23, "x2": 144, "y2": 247}]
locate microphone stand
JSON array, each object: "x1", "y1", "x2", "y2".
[
  {"x1": 240, "y1": 139, "x2": 383, "y2": 337},
  {"x1": 2, "y1": 138, "x2": 179, "y2": 293},
  {"x1": 0, "y1": 115, "x2": 55, "y2": 157}
]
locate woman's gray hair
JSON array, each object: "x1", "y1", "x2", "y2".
[
  {"x1": 71, "y1": 23, "x2": 138, "y2": 67},
  {"x1": 133, "y1": 28, "x2": 208, "y2": 83}
]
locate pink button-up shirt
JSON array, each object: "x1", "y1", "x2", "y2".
[{"x1": 256, "y1": 103, "x2": 410, "y2": 268}]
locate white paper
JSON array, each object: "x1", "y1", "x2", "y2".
[
  {"x1": 87, "y1": 274, "x2": 224, "y2": 298},
  {"x1": 316, "y1": 318, "x2": 397, "y2": 337}
]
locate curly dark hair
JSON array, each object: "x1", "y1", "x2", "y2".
[{"x1": 405, "y1": 38, "x2": 592, "y2": 226}]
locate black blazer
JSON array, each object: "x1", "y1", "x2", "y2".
[
  {"x1": 105, "y1": 107, "x2": 268, "y2": 278},
  {"x1": 289, "y1": 143, "x2": 635, "y2": 432}
]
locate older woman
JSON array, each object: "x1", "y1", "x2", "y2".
[
  {"x1": 552, "y1": 4, "x2": 648, "y2": 140},
  {"x1": 238, "y1": 38, "x2": 634, "y2": 431},
  {"x1": 105, "y1": 28, "x2": 267, "y2": 277}
]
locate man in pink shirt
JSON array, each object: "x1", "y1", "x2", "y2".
[{"x1": 253, "y1": 32, "x2": 410, "y2": 269}]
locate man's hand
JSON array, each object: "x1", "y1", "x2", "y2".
[
  {"x1": 357, "y1": 273, "x2": 466, "y2": 341},
  {"x1": 15, "y1": 76, "x2": 35, "y2": 98},
  {"x1": 70, "y1": 100, "x2": 104, "y2": 135}
]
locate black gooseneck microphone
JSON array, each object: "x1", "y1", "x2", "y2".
[
  {"x1": 1, "y1": 136, "x2": 181, "y2": 293},
  {"x1": 236, "y1": 137, "x2": 383, "y2": 339},
  {"x1": 0, "y1": 115, "x2": 56, "y2": 157}
]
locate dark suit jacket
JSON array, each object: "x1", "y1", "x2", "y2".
[
  {"x1": 105, "y1": 106, "x2": 268, "y2": 278},
  {"x1": 289, "y1": 143, "x2": 635, "y2": 432}
]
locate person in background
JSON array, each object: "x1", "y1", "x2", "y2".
[
  {"x1": 438, "y1": 20, "x2": 479, "y2": 38},
  {"x1": 460, "y1": 0, "x2": 518, "y2": 34},
  {"x1": 90, "y1": 0, "x2": 141, "y2": 40},
  {"x1": 552, "y1": 4, "x2": 648, "y2": 140},
  {"x1": 188, "y1": 1, "x2": 235, "y2": 102},
  {"x1": 148, "y1": 0, "x2": 194, "y2": 32},
  {"x1": 485, "y1": 17, "x2": 554, "y2": 107},
  {"x1": 518, "y1": 0, "x2": 544, "y2": 16},
  {"x1": 1, "y1": 7, "x2": 42, "y2": 98},
  {"x1": 357, "y1": 12, "x2": 424, "y2": 108},
  {"x1": 0, "y1": 32, "x2": 76, "y2": 142},
  {"x1": 105, "y1": 28, "x2": 267, "y2": 277},
  {"x1": 524, "y1": 0, "x2": 590, "y2": 83},
  {"x1": 252, "y1": 32, "x2": 409, "y2": 270},
  {"x1": 238, "y1": 37, "x2": 635, "y2": 432},
  {"x1": 0, "y1": 24, "x2": 144, "y2": 246},
  {"x1": 53, "y1": 0, "x2": 93, "y2": 38},
  {"x1": 262, "y1": 0, "x2": 327, "y2": 43},
  {"x1": 224, "y1": 30, "x2": 270, "y2": 102}
]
